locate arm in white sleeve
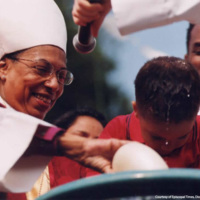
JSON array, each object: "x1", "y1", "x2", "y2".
[
  {"x1": 111, "y1": 0, "x2": 200, "y2": 35},
  {"x1": 0, "y1": 107, "x2": 62, "y2": 193}
]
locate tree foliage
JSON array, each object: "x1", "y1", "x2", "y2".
[{"x1": 45, "y1": 0, "x2": 132, "y2": 123}]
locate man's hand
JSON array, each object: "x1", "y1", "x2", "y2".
[
  {"x1": 72, "y1": 0, "x2": 111, "y2": 37},
  {"x1": 57, "y1": 133, "x2": 129, "y2": 173}
]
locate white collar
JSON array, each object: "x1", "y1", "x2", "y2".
[{"x1": 0, "y1": 96, "x2": 14, "y2": 110}]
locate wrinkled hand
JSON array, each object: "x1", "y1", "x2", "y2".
[
  {"x1": 72, "y1": 0, "x2": 111, "y2": 37},
  {"x1": 57, "y1": 133, "x2": 129, "y2": 173}
]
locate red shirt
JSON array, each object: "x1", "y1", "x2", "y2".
[
  {"x1": 49, "y1": 157, "x2": 86, "y2": 188},
  {"x1": 86, "y1": 112, "x2": 200, "y2": 177}
]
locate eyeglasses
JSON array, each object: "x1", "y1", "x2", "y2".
[{"x1": 8, "y1": 57, "x2": 74, "y2": 85}]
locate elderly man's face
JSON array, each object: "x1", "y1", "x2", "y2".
[
  {"x1": 0, "y1": 45, "x2": 66, "y2": 119},
  {"x1": 185, "y1": 25, "x2": 200, "y2": 74}
]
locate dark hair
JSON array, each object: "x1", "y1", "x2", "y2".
[
  {"x1": 135, "y1": 56, "x2": 200, "y2": 123},
  {"x1": 54, "y1": 106, "x2": 107, "y2": 129},
  {"x1": 186, "y1": 23, "x2": 195, "y2": 53}
]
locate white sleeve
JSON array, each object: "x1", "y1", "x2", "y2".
[
  {"x1": 0, "y1": 107, "x2": 54, "y2": 193},
  {"x1": 111, "y1": 0, "x2": 200, "y2": 35}
]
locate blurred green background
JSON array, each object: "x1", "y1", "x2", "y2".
[{"x1": 45, "y1": 0, "x2": 132, "y2": 123}]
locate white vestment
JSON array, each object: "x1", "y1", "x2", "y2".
[
  {"x1": 112, "y1": 0, "x2": 200, "y2": 35},
  {"x1": 0, "y1": 97, "x2": 56, "y2": 193}
]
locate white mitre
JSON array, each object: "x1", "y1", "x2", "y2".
[{"x1": 0, "y1": 0, "x2": 67, "y2": 59}]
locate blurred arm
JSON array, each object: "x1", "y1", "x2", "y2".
[
  {"x1": 72, "y1": 0, "x2": 200, "y2": 36},
  {"x1": 113, "y1": 0, "x2": 200, "y2": 35}
]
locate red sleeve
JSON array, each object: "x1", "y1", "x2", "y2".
[
  {"x1": 35, "y1": 125, "x2": 63, "y2": 142},
  {"x1": 99, "y1": 115, "x2": 128, "y2": 140},
  {"x1": 49, "y1": 156, "x2": 83, "y2": 188},
  {"x1": 24, "y1": 125, "x2": 64, "y2": 156}
]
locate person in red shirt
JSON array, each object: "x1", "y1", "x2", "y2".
[
  {"x1": 50, "y1": 107, "x2": 106, "y2": 187},
  {"x1": 86, "y1": 56, "x2": 200, "y2": 177}
]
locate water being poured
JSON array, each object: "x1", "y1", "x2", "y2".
[
  {"x1": 166, "y1": 101, "x2": 172, "y2": 124},
  {"x1": 185, "y1": 84, "x2": 191, "y2": 98},
  {"x1": 165, "y1": 99, "x2": 173, "y2": 131}
]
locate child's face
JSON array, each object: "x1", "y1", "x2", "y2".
[
  {"x1": 66, "y1": 116, "x2": 104, "y2": 139},
  {"x1": 139, "y1": 117, "x2": 195, "y2": 156}
]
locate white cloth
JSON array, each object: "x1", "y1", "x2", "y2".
[
  {"x1": 112, "y1": 0, "x2": 200, "y2": 35},
  {"x1": 0, "y1": 0, "x2": 67, "y2": 59},
  {"x1": 0, "y1": 0, "x2": 67, "y2": 192},
  {"x1": 0, "y1": 97, "x2": 54, "y2": 193}
]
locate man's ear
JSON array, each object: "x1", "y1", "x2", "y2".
[
  {"x1": 0, "y1": 60, "x2": 7, "y2": 77},
  {"x1": 0, "y1": 60, "x2": 6, "y2": 68},
  {"x1": 132, "y1": 101, "x2": 139, "y2": 118}
]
